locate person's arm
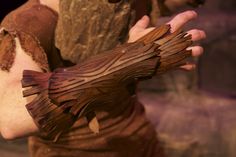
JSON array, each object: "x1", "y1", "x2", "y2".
[
  {"x1": 21, "y1": 11, "x2": 206, "y2": 141},
  {"x1": 0, "y1": 37, "x2": 39, "y2": 139},
  {"x1": 0, "y1": 10, "x2": 205, "y2": 140},
  {"x1": 0, "y1": 0, "x2": 59, "y2": 140}
]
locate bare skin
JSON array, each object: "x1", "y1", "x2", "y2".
[
  {"x1": 0, "y1": 0, "x2": 205, "y2": 140},
  {"x1": 40, "y1": 0, "x2": 59, "y2": 12},
  {"x1": 128, "y1": 10, "x2": 206, "y2": 70}
]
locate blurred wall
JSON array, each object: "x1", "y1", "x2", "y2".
[{"x1": 198, "y1": 0, "x2": 236, "y2": 96}]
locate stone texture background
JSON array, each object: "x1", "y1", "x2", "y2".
[{"x1": 0, "y1": 0, "x2": 236, "y2": 156}]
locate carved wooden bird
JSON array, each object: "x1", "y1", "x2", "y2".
[{"x1": 22, "y1": 24, "x2": 192, "y2": 141}]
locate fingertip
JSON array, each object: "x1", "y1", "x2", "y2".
[
  {"x1": 187, "y1": 46, "x2": 204, "y2": 57},
  {"x1": 187, "y1": 10, "x2": 198, "y2": 18},
  {"x1": 141, "y1": 15, "x2": 149, "y2": 21},
  {"x1": 136, "y1": 15, "x2": 150, "y2": 28},
  {"x1": 182, "y1": 10, "x2": 198, "y2": 20},
  {"x1": 196, "y1": 46, "x2": 204, "y2": 56},
  {"x1": 191, "y1": 10, "x2": 198, "y2": 17},
  {"x1": 187, "y1": 29, "x2": 206, "y2": 41},
  {"x1": 180, "y1": 64, "x2": 196, "y2": 70},
  {"x1": 200, "y1": 30, "x2": 207, "y2": 39},
  {"x1": 168, "y1": 10, "x2": 198, "y2": 32}
]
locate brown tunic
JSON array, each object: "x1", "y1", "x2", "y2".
[
  {"x1": 0, "y1": 0, "x2": 62, "y2": 71},
  {"x1": 2, "y1": 0, "x2": 165, "y2": 157}
]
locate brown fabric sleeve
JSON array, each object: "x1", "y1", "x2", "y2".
[
  {"x1": 17, "y1": 31, "x2": 50, "y2": 72},
  {"x1": 1, "y1": 0, "x2": 61, "y2": 71},
  {"x1": 21, "y1": 41, "x2": 160, "y2": 141},
  {"x1": 0, "y1": 27, "x2": 49, "y2": 72},
  {"x1": 21, "y1": 24, "x2": 192, "y2": 141},
  {"x1": 0, "y1": 28, "x2": 16, "y2": 71}
]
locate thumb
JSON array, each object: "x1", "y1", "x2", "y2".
[{"x1": 133, "y1": 15, "x2": 150, "y2": 29}]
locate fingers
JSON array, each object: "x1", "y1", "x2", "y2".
[
  {"x1": 128, "y1": 15, "x2": 153, "y2": 43},
  {"x1": 166, "y1": 11, "x2": 204, "y2": 71},
  {"x1": 180, "y1": 46, "x2": 203, "y2": 70},
  {"x1": 167, "y1": 10, "x2": 197, "y2": 32},
  {"x1": 183, "y1": 29, "x2": 205, "y2": 70},
  {"x1": 181, "y1": 28, "x2": 205, "y2": 70},
  {"x1": 187, "y1": 29, "x2": 206, "y2": 41}
]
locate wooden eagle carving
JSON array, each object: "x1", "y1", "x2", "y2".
[{"x1": 22, "y1": 24, "x2": 192, "y2": 141}]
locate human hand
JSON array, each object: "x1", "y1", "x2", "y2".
[{"x1": 128, "y1": 10, "x2": 206, "y2": 70}]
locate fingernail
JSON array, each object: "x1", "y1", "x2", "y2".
[
  {"x1": 191, "y1": 10, "x2": 198, "y2": 17},
  {"x1": 201, "y1": 30, "x2": 207, "y2": 39},
  {"x1": 141, "y1": 15, "x2": 148, "y2": 20}
]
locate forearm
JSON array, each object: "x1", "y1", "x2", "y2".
[
  {"x1": 21, "y1": 42, "x2": 159, "y2": 141},
  {"x1": 0, "y1": 80, "x2": 38, "y2": 139},
  {"x1": 0, "y1": 36, "x2": 41, "y2": 139},
  {"x1": 22, "y1": 24, "x2": 192, "y2": 141}
]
